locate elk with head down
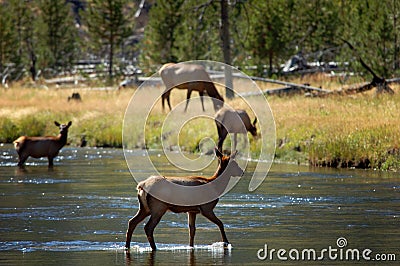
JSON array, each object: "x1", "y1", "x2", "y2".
[
  {"x1": 125, "y1": 148, "x2": 243, "y2": 251},
  {"x1": 159, "y1": 63, "x2": 224, "y2": 112},
  {"x1": 13, "y1": 121, "x2": 72, "y2": 168},
  {"x1": 215, "y1": 107, "x2": 257, "y2": 151}
]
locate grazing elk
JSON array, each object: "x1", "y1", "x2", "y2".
[
  {"x1": 67, "y1": 92, "x2": 81, "y2": 102},
  {"x1": 125, "y1": 148, "x2": 243, "y2": 251},
  {"x1": 215, "y1": 107, "x2": 257, "y2": 151},
  {"x1": 13, "y1": 121, "x2": 72, "y2": 168},
  {"x1": 159, "y1": 63, "x2": 224, "y2": 112}
]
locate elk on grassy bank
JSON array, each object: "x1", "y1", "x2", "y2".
[
  {"x1": 13, "y1": 121, "x2": 72, "y2": 168},
  {"x1": 159, "y1": 63, "x2": 224, "y2": 112},
  {"x1": 215, "y1": 107, "x2": 257, "y2": 151},
  {"x1": 125, "y1": 148, "x2": 243, "y2": 251}
]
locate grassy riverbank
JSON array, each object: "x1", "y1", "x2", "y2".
[{"x1": 1, "y1": 77, "x2": 399, "y2": 171}]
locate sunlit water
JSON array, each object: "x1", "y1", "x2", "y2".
[{"x1": 0, "y1": 144, "x2": 398, "y2": 265}]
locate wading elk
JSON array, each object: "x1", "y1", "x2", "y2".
[
  {"x1": 159, "y1": 63, "x2": 224, "y2": 112},
  {"x1": 215, "y1": 107, "x2": 257, "y2": 151},
  {"x1": 13, "y1": 121, "x2": 72, "y2": 168},
  {"x1": 125, "y1": 148, "x2": 243, "y2": 251}
]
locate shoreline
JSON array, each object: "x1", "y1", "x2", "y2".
[{"x1": 1, "y1": 82, "x2": 399, "y2": 172}]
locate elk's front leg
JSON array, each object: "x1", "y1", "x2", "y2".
[
  {"x1": 144, "y1": 214, "x2": 164, "y2": 250},
  {"x1": 143, "y1": 200, "x2": 167, "y2": 250},
  {"x1": 198, "y1": 90, "x2": 205, "y2": 112},
  {"x1": 48, "y1": 156, "x2": 54, "y2": 168},
  {"x1": 17, "y1": 153, "x2": 28, "y2": 168},
  {"x1": 233, "y1": 133, "x2": 238, "y2": 151},
  {"x1": 201, "y1": 209, "x2": 229, "y2": 245},
  {"x1": 217, "y1": 128, "x2": 228, "y2": 151}
]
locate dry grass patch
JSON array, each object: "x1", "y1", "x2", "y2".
[{"x1": 1, "y1": 77, "x2": 400, "y2": 171}]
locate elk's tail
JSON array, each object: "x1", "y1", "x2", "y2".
[
  {"x1": 137, "y1": 184, "x2": 151, "y2": 213},
  {"x1": 13, "y1": 136, "x2": 26, "y2": 151}
]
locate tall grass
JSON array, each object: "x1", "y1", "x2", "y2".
[
  {"x1": 1, "y1": 77, "x2": 399, "y2": 171},
  {"x1": 0, "y1": 87, "x2": 130, "y2": 147},
  {"x1": 269, "y1": 90, "x2": 400, "y2": 170}
]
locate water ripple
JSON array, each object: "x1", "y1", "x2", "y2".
[
  {"x1": 0, "y1": 240, "x2": 232, "y2": 254},
  {"x1": 2, "y1": 177, "x2": 73, "y2": 184}
]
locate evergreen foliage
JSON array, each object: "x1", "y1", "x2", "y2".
[
  {"x1": 84, "y1": 0, "x2": 134, "y2": 78},
  {"x1": 0, "y1": 0, "x2": 399, "y2": 81},
  {"x1": 38, "y1": 0, "x2": 78, "y2": 75}
]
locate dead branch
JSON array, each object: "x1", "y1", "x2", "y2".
[{"x1": 342, "y1": 39, "x2": 394, "y2": 95}]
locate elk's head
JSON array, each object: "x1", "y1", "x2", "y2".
[
  {"x1": 55, "y1": 121, "x2": 72, "y2": 135},
  {"x1": 249, "y1": 117, "x2": 257, "y2": 137},
  {"x1": 215, "y1": 148, "x2": 243, "y2": 178}
]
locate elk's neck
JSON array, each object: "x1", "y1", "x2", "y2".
[
  {"x1": 57, "y1": 133, "x2": 68, "y2": 145},
  {"x1": 208, "y1": 165, "x2": 226, "y2": 182}
]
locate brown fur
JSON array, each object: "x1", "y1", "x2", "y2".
[
  {"x1": 214, "y1": 107, "x2": 257, "y2": 151},
  {"x1": 13, "y1": 121, "x2": 72, "y2": 168},
  {"x1": 159, "y1": 63, "x2": 224, "y2": 112},
  {"x1": 125, "y1": 149, "x2": 243, "y2": 250}
]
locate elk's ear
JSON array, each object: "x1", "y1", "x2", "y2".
[
  {"x1": 67, "y1": 121, "x2": 72, "y2": 127},
  {"x1": 215, "y1": 147, "x2": 223, "y2": 159},
  {"x1": 253, "y1": 117, "x2": 257, "y2": 126},
  {"x1": 54, "y1": 121, "x2": 60, "y2": 127},
  {"x1": 231, "y1": 150, "x2": 238, "y2": 159}
]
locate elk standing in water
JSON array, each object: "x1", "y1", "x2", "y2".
[
  {"x1": 215, "y1": 107, "x2": 257, "y2": 151},
  {"x1": 159, "y1": 63, "x2": 224, "y2": 112},
  {"x1": 125, "y1": 148, "x2": 243, "y2": 251},
  {"x1": 13, "y1": 121, "x2": 72, "y2": 168}
]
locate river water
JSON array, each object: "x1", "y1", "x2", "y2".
[{"x1": 0, "y1": 144, "x2": 398, "y2": 265}]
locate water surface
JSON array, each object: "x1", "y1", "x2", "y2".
[{"x1": 0, "y1": 144, "x2": 398, "y2": 265}]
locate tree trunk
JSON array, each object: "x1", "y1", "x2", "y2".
[
  {"x1": 109, "y1": 37, "x2": 114, "y2": 78},
  {"x1": 220, "y1": 0, "x2": 234, "y2": 98},
  {"x1": 29, "y1": 53, "x2": 37, "y2": 81}
]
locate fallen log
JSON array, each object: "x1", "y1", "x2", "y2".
[
  {"x1": 243, "y1": 74, "x2": 331, "y2": 93},
  {"x1": 263, "y1": 86, "x2": 306, "y2": 96},
  {"x1": 337, "y1": 78, "x2": 399, "y2": 95},
  {"x1": 236, "y1": 74, "x2": 331, "y2": 97},
  {"x1": 233, "y1": 71, "x2": 399, "y2": 98}
]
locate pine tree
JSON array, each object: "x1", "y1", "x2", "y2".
[
  {"x1": 339, "y1": 0, "x2": 400, "y2": 78},
  {"x1": 38, "y1": 0, "x2": 78, "y2": 75},
  {"x1": 139, "y1": 0, "x2": 185, "y2": 73},
  {"x1": 6, "y1": 0, "x2": 39, "y2": 81},
  {"x1": 85, "y1": 0, "x2": 134, "y2": 78},
  {"x1": 173, "y1": 0, "x2": 221, "y2": 62},
  {"x1": 0, "y1": 2, "x2": 18, "y2": 79},
  {"x1": 244, "y1": 1, "x2": 278, "y2": 76}
]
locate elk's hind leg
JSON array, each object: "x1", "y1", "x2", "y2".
[
  {"x1": 125, "y1": 205, "x2": 150, "y2": 249},
  {"x1": 48, "y1": 156, "x2": 54, "y2": 168},
  {"x1": 17, "y1": 153, "x2": 29, "y2": 168},
  {"x1": 188, "y1": 212, "x2": 197, "y2": 247},
  {"x1": 184, "y1": 89, "x2": 193, "y2": 112},
  {"x1": 162, "y1": 90, "x2": 172, "y2": 111}
]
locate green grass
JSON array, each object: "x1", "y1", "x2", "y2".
[{"x1": 1, "y1": 78, "x2": 400, "y2": 172}]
